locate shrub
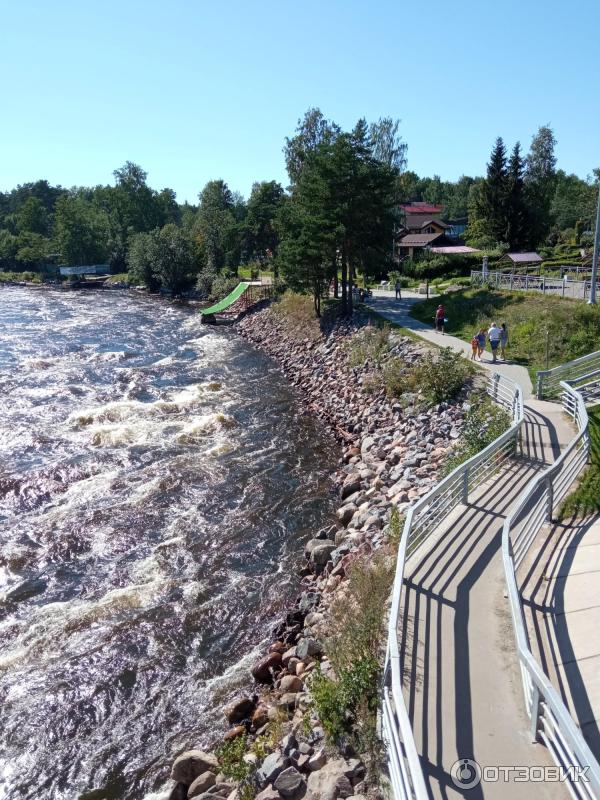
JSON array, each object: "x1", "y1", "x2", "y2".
[
  {"x1": 209, "y1": 274, "x2": 240, "y2": 302},
  {"x1": 347, "y1": 325, "x2": 391, "y2": 368},
  {"x1": 407, "y1": 347, "x2": 470, "y2": 404},
  {"x1": 381, "y1": 356, "x2": 408, "y2": 398},
  {"x1": 216, "y1": 735, "x2": 252, "y2": 782},
  {"x1": 443, "y1": 393, "x2": 511, "y2": 474},
  {"x1": 310, "y1": 551, "x2": 395, "y2": 752}
]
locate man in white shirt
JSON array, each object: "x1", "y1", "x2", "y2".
[{"x1": 488, "y1": 322, "x2": 502, "y2": 363}]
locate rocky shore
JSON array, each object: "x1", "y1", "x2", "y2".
[{"x1": 166, "y1": 304, "x2": 468, "y2": 800}]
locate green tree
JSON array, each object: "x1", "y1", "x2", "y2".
[
  {"x1": 483, "y1": 137, "x2": 509, "y2": 244},
  {"x1": 195, "y1": 180, "x2": 240, "y2": 271},
  {"x1": 243, "y1": 180, "x2": 285, "y2": 263},
  {"x1": 284, "y1": 107, "x2": 340, "y2": 186},
  {"x1": 150, "y1": 224, "x2": 197, "y2": 294},
  {"x1": 368, "y1": 117, "x2": 407, "y2": 172},
  {"x1": 525, "y1": 125, "x2": 557, "y2": 245},
  {"x1": 128, "y1": 230, "x2": 161, "y2": 291},
  {"x1": 15, "y1": 231, "x2": 49, "y2": 267},
  {"x1": 0, "y1": 229, "x2": 18, "y2": 269},
  {"x1": 53, "y1": 194, "x2": 109, "y2": 266},
  {"x1": 16, "y1": 197, "x2": 48, "y2": 235},
  {"x1": 505, "y1": 142, "x2": 528, "y2": 250}
]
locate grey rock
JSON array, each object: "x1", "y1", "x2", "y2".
[
  {"x1": 310, "y1": 543, "x2": 336, "y2": 570},
  {"x1": 258, "y1": 751, "x2": 289, "y2": 787},
  {"x1": 296, "y1": 638, "x2": 322, "y2": 660},
  {"x1": 255, "y1": 787, "x2": 280, "y2": 800},
  {"x1": 281, "y1": 732, "x2": 298, "y2": 755},
  {"x1": 336, "y1": 504, "x2": 357, "y2": 525},
  {"x1": 274, "y1": 766, "x2": 306, "y2": 799},
  {"x1": 306, "y1": 759, "x2": 354, "y2": 799},
  {"x1": 307, "y1": 747, "x2": 327, "y2": 771},
  {"x1": 188, "y1": 771, "x2": 216, "y2": 797},
  {"x1": 171, "y1": 750, "x2": 219, "y2": 784}
]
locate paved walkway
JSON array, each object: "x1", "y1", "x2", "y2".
[
  {"x1": 368, "y1": 288, "x2": 596, "y2": 795},
  {"x1": 521, "y1": 509, "x2": 600, "y2": 761},
  {"x1": 400, "y1": 401, "x2": 575, "y2": 798},
  {"x1": 366, "y1": 290, "x2": 534, "y2": 399}
]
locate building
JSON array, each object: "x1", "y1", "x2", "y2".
[{"x1": 497, "y1": 252, "x2": 543, "y2": 272}]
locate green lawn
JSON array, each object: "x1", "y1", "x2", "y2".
[
  {"x1": 560, "y1": 406, "x2": 600, "y2": 519},
  {"x1": 410, "y1": 288, "x2": 600, "y2": 378}
]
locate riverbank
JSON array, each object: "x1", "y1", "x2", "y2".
[{"x1": 164, "y1": 300, "x2": 470, "y2": 800}]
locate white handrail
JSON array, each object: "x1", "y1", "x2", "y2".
[
  {"x1": 382, "y1": 373, "x2": 523, "y2": 798},
  {"x1": 502, "y1": 377, "x2": 600, "y2": 798}
]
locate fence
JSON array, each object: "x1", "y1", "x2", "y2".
[
  {"x1": 471, "y1": 269, "x2": 600, "y2": 301},
  {"x1": 537, "y1": 349, "x2": 600, "y2": 400},
  {"x1": 382, "y1": 373, "x2": 523, "y2": 799},
  {"x1": 502, "y1": 377, "x2": 600, "y2": 798}
]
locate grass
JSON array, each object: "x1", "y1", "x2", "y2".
[
  {"x1": 0, "y1": 270, "x2": 42, "y2": 283},
  {"x1": 443, "y1": 392, "x2": 512, "y2": 475},
  {"x1": 559, "y1": 406, "x2": 600, "y2": 519},
  {"x1": 410, "y1": 287, "x2": 600, "y2": 380},
  {"x1": 105, "y1": 272, "x2": 130, "y2": 285}
]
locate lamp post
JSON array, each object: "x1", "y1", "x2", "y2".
[{"x1": 588, "y1": 180, "x2": 600, "y2": 305}]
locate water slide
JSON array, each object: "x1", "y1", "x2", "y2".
[{"x1": 200, "y1": 282, "x2": 251, "y2": 318}]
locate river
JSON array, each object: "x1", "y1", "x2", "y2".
[{"x1": 0, "y1": 287, "x2": 337, "y2": 800}]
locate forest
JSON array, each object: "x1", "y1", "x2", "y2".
[{"x1": 0, "y1": 109, "x2": 597, "y2": 314}]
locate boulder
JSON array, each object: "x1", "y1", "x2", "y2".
[
  {"x1": 295, "y1": 638, "x2": 322, "y2": 660},
  {"x1": 307, "y1": 748, "x2": 326, "y2": 771},
  {"x1": 341, "y1": 477, "x2": 361, "y2": 499},
  {"x1": 278, "y1": 692, "x2": 297, "y2": 710},
  {"x1": 273, "y1": 766, "x2": 306, "y2": 799},
  {"x1": 336, "y1": 504, "x2": 357, "y2": 525},
  {"x1": 223, "y1": 725, "x2": 245, "y2": 741},
  {"x1": 257, "y1": 751, "x2": 289, "y2": 787},
  {"x1": 168, "y1": 784, "x2": 188, "y2": 800},
  {"x1": 251, "y1": 704, "x2": 269, "y2": 729},
  {"x1": 171, "y1": 750, "x2": 219, "y2": 785},
  {"x1": 255, "y1": 787, "x2": 280, "y2": 800},
  {"x1": 252, "y1": 652, "x2": 283, "y2": 683},
  {"x1": 306, "y1": 759, "x2": 354, "y2": 800},
  {"x1": 280, "y1": 675, "x2": 303, "y2": 693},
  {"x1": 224, "y1": 696, "x2": 255, "y2": 724},
  {"x1": 188, "y1": 771, "x2": 216, "y2": 797},
  {"x1": 310, "y1": 543, "x2": 336, "y2": 570}
]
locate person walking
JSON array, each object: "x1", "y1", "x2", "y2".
[
  {"x1": 470, "y1": 333, "x2": 479, "y2": 361},
  {"x1": 488, "y1": 321, "x2": 502, "y2": 363},
  {"x1": 500, "y1": 322, "x2": 508, "y2": 360},
  {"x1": 476, "y1": 328, "x2": 486, "y2": 360},
  {"x1": 435, "y1": 304, "x2": 445, "y2": 334},
  {"x1": 395, "y1": 280, "x2": 402, "y2": 300}
]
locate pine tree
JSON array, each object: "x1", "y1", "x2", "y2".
[
  {"x1": 505, "y1": 143, "x2": 528, "y2": 250},
  {"x1": 482, "y1": 137, "x2": 509, "y2": 244},
  {"x1": 525, "y1": 125, "x2": 557, "y2": 246}
]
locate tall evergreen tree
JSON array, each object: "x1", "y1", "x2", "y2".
[
  {"x1": 525, "y1": 125, "x2": 557, "y2": 245},
  {"x1": 505, "y1": 143, "x2": 528, "y2": 250},
  {"x1": 482, "y1": 137, "x2": 509, "y2": 244}
]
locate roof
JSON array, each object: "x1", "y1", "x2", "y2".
[
  {"x1": 403, "y1": 215, "x2": 448, "y2": 230},
  {"x1": 400, "y1": 202, "x2": 443, "y2": 214},
  {"x1": 399, "y1": 232, "x2": 444, "y2": 246},
  {"x1": 500, "y1": 252, "x2": 542, "y2": 263},
  {"x1": 430, "y1": 246, "x2": 481, "y2": 254}
]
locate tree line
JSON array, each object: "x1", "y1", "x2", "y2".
[{"x1": 0, "y1": 112, "x2": 597, "y2": 314}]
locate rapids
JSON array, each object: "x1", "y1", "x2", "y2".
[{"x1": 0, "y1": 287, "x2": 337, "y2": 800}]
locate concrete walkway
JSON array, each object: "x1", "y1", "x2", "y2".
[
  {"x1": 368, "y1": 289, "x2": 587, "y2": 794},
  {"x1": 521, "y1": 512, "x2": 600, "y2": 761},
  {"x1": 400, "y1": 401, "x2": 575, "y2": 798},
  {"x1": 365, "y1": 290, "x2": 534, "y2": 399}
]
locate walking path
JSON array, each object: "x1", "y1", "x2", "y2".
[
  {"x1": 521, "y1": 490, "x2": 600, "y2": 763},
  {"x1": 366, "y1": 290, "x2": 534, "y2": 398},
  {"x1": 368, "y1": 289, "x2": 597, "y2": 796}
]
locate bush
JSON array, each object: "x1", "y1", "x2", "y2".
[
  {"x1": 209, "y1": 274, "x2": 240, "y2": 302},
  {"x1": 407, "y1": 347, "x2": 470, "y2": 404},
  {"x1": 346, "y1": 325, "x2": 391, "y2": 368},
  {"x1": 310, "y1": 551, "x2": 395, "y2": 752},
  {"x1": 443, "y1": 393, "x2": 511, "y2": 474},
  {"x1": 216, "y1": 736, "x2": 252, "y2": 782}
]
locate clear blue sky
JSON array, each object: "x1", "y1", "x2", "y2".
[{"x1": 1, "y1": 0, "x2": 598, "y2": 203}]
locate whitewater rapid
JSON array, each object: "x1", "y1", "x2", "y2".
[{"x1": 0, "y1": 287, "x2": 337, "y2": 800}]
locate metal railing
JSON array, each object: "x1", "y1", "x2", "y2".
[
  {"x1": 471, "y1": 269, "x2": 600, "y2": 301},
  {"x1": 502, "y1": 378, "x2": 600, "y2": 798},
  {"x1": 382, "y1": 373, "x2": 523, "y2": 799},
  {"x1": 537, "y1": 349, "x2": 600, "y2": 400}
]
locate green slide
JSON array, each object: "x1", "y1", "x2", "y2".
[{"x1": 200, "y1": 282, "x2": 250, "y2": 316}]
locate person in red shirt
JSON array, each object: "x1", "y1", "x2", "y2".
[{"x1": 435, "y1": 304, "x2": 445, "y2": 334}]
